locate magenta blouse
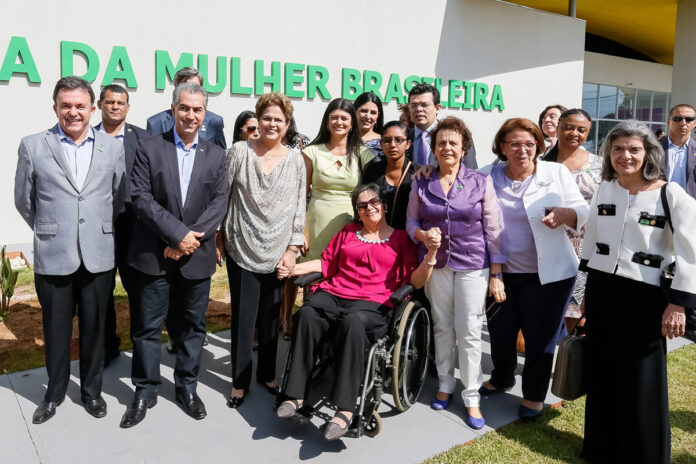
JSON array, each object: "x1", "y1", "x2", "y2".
[{"x1": 316, "y1": 223, "x2": 419, "y2": 307}]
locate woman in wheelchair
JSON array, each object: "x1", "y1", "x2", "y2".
[{"x1": 275, "y1": 183, "x2": 440, "y2": 440}]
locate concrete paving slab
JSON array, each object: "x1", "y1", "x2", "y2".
[
  {"x1": 3, "y1": 328, "x2": 692, "y2": 463},
  {"x1": 0, "y1": 374, "x2": 40, "y2": 463}
]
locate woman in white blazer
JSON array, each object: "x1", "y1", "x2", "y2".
[
  {"x1": 478, "y1": 118, "x2": 589, "y2": 420},
  {"x1": 580, "y1": 121, "x2": 696, "y2": 464}
]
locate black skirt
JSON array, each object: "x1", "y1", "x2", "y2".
[{"x1": 581, "y1": 269, "x2": 670, "y2": 464}]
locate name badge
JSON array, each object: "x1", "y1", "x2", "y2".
[{"x1": 638, "y1": 212, "x2": 667, "y2": 229}]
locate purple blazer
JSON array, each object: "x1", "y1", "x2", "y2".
[{"x1": 406, "y1": 165, "x2": 504, "y2": 271}]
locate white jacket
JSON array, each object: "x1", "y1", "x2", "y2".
[
  {"x1": 581, "y1": 180, "x2": 696, "y2": 306},
  {"x1": 480, "y1": 160, "x2": 589, "y2": 285}
]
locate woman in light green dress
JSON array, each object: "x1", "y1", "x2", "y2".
[{"x1": 302, "y1": 98, "x2": 374, "y2": 260}]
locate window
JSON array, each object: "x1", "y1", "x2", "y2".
[{"x1": 581, "y1": 83, "x2": 669, "y2": 152}]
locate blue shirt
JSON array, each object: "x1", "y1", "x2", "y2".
[
  {"x1": 173, "y1": 129, "x2": 198, "y2": 204},
  {"x1": 667, "y1": 136, "x2": 689, "y2": 189},
  {"x1": 95, "y1": 122, "x2": 125, "y2": 146},
  {"x1": 57, "y1": 125, "x2": 94, "y2": 191}
]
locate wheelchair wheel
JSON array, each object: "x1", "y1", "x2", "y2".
[
  {"x1": 363, "y1": 410, "x2": 382, "y2": 438},
  {"x1": 392, "y1": 302, "x2": 431, "y2": 411}
]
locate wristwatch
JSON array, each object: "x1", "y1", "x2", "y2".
[{"x1": 491, "y1": 272, "x2": 503, "y2": 279}]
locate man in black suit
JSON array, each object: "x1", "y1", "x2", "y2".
[
  {"x1": 120, "y1": 83, "x2": 230, "y2": 428},
  {"x1": 660, "y1": 103, "x2": 696, "y2": 342},
  {"x1": 146, "y1": 67, "x2": 226, "y2": 149},
  {"x1": 407, "y1": 83, "x2": 477, "y2": 169},
  {"x1": 96, "y1": 84, "x2": 150, "y2": 366}
]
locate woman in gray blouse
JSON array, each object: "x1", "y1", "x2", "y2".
[{"x1": 216, "y1": 92, "x2": 306, "y2": 408}]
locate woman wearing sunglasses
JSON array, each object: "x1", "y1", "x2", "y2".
[
  {"x1": 276, "y1": 183, "x2": 439, "y2": 440},
  {"x1": 363, "y1": 120, "x2": 419, "y2": 230},
  {"x1": 232, "y1": 110, "x2": 260, "y2": 143},
  {"x1": 479, "y1": 118, "x2": 588, "y2": 420},
  {"x1": 406, "y1": 116, "x2": 504, "y2": 429}
]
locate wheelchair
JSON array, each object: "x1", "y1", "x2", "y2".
[{"x1": 277, "y1": 272, "x2": 431, "y2": 438}]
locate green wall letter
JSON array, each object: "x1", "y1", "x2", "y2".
[
  {"x1": 61, "y1": 41, "x2": 99, "y2": 82},
  {"x1": 155, "y1": 50, "x2": 193, "y2": 90},
  {"x1": 230, "y1": 57, "x2": 252, "y2": 95},
  {"x1": 447, "y1": 80, "x2": 463, "y2": 109},
  {"x1": 284, "y1": 62, "x2": 305, "y2": 98},
  {"x1": 198, "y1": 55, "x2": 226, "y2": 94},
  {"x1": 307, "y1": 65, "x2": 331, "y2": 99},
  {"x1": 490, "y1": 84, "x2": 505, "y2": 111},
  {"x1": 341, "y1": 68, "x2": 362, "y2": 100},
  {"x1": 0, "y1": 36, "x2": 41, "y2": 83},
  {"x1": 462, "y1": 81, "x2": 475, "y2": 109},
  {"x1": 403, "y1": 75, "x2": 421, "y2": 95},
  {"x1": 254, "y1": 60, "x2": 281, "y2": 95},
  {"x1": 101, "y1": 46, "x2": 137, "y2": 88},
  {"x1": 383, "y1": 73, "x2": 405, "y2": 104},
  {"x1": 362, "y1": 70, "x2": 383, "y2": 99},
  {"x1": 474, "y1": 82, "x2": 491, "y2": 110}
]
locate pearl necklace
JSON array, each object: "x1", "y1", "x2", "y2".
[{"x1": 356, "y1": 230, "x2": 390, "y2": 244}]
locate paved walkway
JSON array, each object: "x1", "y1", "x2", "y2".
[{"x1": 1, "y1": 327, "x2": 691, "y2": 464}]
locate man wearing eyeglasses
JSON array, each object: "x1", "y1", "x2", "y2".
[
  {"x1": 407, "y1": 83, "x2": 478, "y2": 169},
  {"x1": 660, "y1": 103, "x2": 696, "y2": 343}
]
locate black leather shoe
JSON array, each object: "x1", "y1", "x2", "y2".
[
  {"x1": 32, "y1": 398, "x2": 64, "y2": 424},
  {"x1": 120, "y1": 398, "x2": 157, "y2": 428},
  {"x1": 226, "y1": 396, "x2": 244, "y2": 409},
  {"x1": 83, "y1": 396, "x2": 107, "y2": 418},
  {"x1": 176, "y1": 391, "x2": 207, "y2": 420}
]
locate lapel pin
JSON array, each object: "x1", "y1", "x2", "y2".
[
  {"x1": 97, "y1": 145, "x2": 103, "y2": 152},
  {"x1": 201, "y1": 125, "x2": 207, "y2": 132},
  {"x1": 127, "y1": 128, "x2": 132, "y2": 132}
]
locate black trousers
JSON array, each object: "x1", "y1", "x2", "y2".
[
  {"x1": 104, "y1": 260, "x2": 140, "y2": 352},
  {"x1": 227, "y1": 258, "x2": 282, "y2": 391},
  {"x1": 34, "y1": 265, "x2": 113, "y2": 402},
  {"x1": 131, "y1": 271, "x2": 210, "y2": 400},
  {"x1": 284, "y1": 291, "x2": 389, "y2": 411},
  {"x1": 487, "y1": 273, "x2": 574, "y2": 402}
]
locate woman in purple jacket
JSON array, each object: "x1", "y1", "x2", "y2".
[{"x1": 406, "y1": 116, "x2": 505, "y2": 429}]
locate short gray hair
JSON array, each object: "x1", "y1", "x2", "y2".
[
  {"x1": 599, "y1": 120, "x2": 665, "y2": 182},
  {"x1": 173, "y1": 67, "x2": 203, "y2": 86},
  {"x1": 172, "y1": 82, "x2": 208, "y2": 109}
]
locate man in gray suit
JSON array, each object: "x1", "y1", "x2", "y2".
[{"x1": 14, "y1": 76, "x2": 125, "y2": 424}]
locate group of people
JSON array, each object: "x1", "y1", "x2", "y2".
[{"x1": 14, "y1": 65, "x2": 696, "y2": 461}]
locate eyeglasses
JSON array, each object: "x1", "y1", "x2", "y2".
[
  {"x1": 504, "y1": 141, "x2": 537, "y2": 150},
  {"x1": 671, "y1": 116, "x2": 696, "y2": 123},
  {"x1": 356, "y1": 197, "x2": 382, "y2": 211},
  {"x1": 408, "y1": 103, "x2": 433, "y2": 110},
  {"x1": 382, "y1": 136, "x2": 407, "y2": 145},
  {"x1": 245, "y1": 126, "x2": 259, "y2": 133}
]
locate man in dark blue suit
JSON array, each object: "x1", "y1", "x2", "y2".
[
  {"x1": 146, "y1": 67, "x2": 226, "y2": 149},
  {"x1": 660, "y1": 103, "x2": 696, "y2": 342},
  {"x1": 120, "y1": 83, "x2": 230, "y2": 428},
  {"x1": 96, "y1": 84, "x2": 150, "y2": 366}
]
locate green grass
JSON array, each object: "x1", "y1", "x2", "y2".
[
  {"x1": 0, "y1": 348, "x2": 46, "y2": 374},
  {"x1": 15, "y1": 267, "x2": 34, "y2": 287},
  {"x1": 423, "y1": 343, "x2": 696, "y2": 464}
]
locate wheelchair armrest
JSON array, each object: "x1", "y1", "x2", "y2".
[
  {"x1": 389, "y1": 284, "x2": 414, "y2": 307},
  {"x1": 294, "y1": 272, "x2": 324, "y2": 288}
]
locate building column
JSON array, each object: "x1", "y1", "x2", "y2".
[{"x1": 671, "y1": 0, "x2": 696, "y2": 106}]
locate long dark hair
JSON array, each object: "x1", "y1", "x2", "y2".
[
  {"x1": 232, "y1": 110, "x2": 256, "y2": 144},
  {"x1": 354, "y1": 91, "x2": 384, "y2": 135},
  {"x1": 310, "y1": 98, "x2": 363, "y2": 167}
]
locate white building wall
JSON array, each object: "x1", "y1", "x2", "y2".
[
  {"x1": 0, "y1": 0, "x2": 586, "y2": 245},
  {"x1": 583, "y1": 51, "x2": 673, "y2": 91}
]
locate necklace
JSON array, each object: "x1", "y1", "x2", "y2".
[{"x1": 356, "y1": 230, "x2": 390, "y2": 244}]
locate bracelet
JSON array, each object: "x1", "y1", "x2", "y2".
[
  {"x1": 286, "y1": 246, "x2": 299, "y2": 253},
  {"x1": 491, "y1": 272, "x2": 503, "y2": 279},
  {"x1": 427, "y1": 259, "x2": 437, "y2": 266}
]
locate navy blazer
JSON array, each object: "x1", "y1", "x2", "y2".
[
  {"x1": 660, "y1": 136, "x2": 696, "y2": 199},
  {"x1": 94, "y1": 122, "x2": 150, "y2": 260},
  {"x1": 128, "y1": 130, "x2": 230, "y2": 279},
  {"x1": 146, "y1": 108, "x2": 226, "y2": 149},
  {"x1": 406, "y1": 123, "x2": 478, "y2": 169}
]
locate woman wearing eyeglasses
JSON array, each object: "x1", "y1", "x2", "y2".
[
  {"x1": 232, "y1": 110, "x2": 260, "y2": 143},
  {"x1": 478, "y1": 118, "x2": 588, "y2": 420},
  {"x1": 276, "y1": 183, "x2": 439, "y2": 440},
  {"x1": 363, "y1": 121, "x2": 419, "y2": 230},
  {"x1": 406, "y1": 116, "x2": 504, "y2": 429}
]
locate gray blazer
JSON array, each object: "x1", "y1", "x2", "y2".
[{"x1": 14, "y1": 125, "x2": 126, "y2": 276}]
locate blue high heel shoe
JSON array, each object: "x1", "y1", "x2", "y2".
[{"x1": 430, "y1": 394, "x2": 450, "y2": 410}]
